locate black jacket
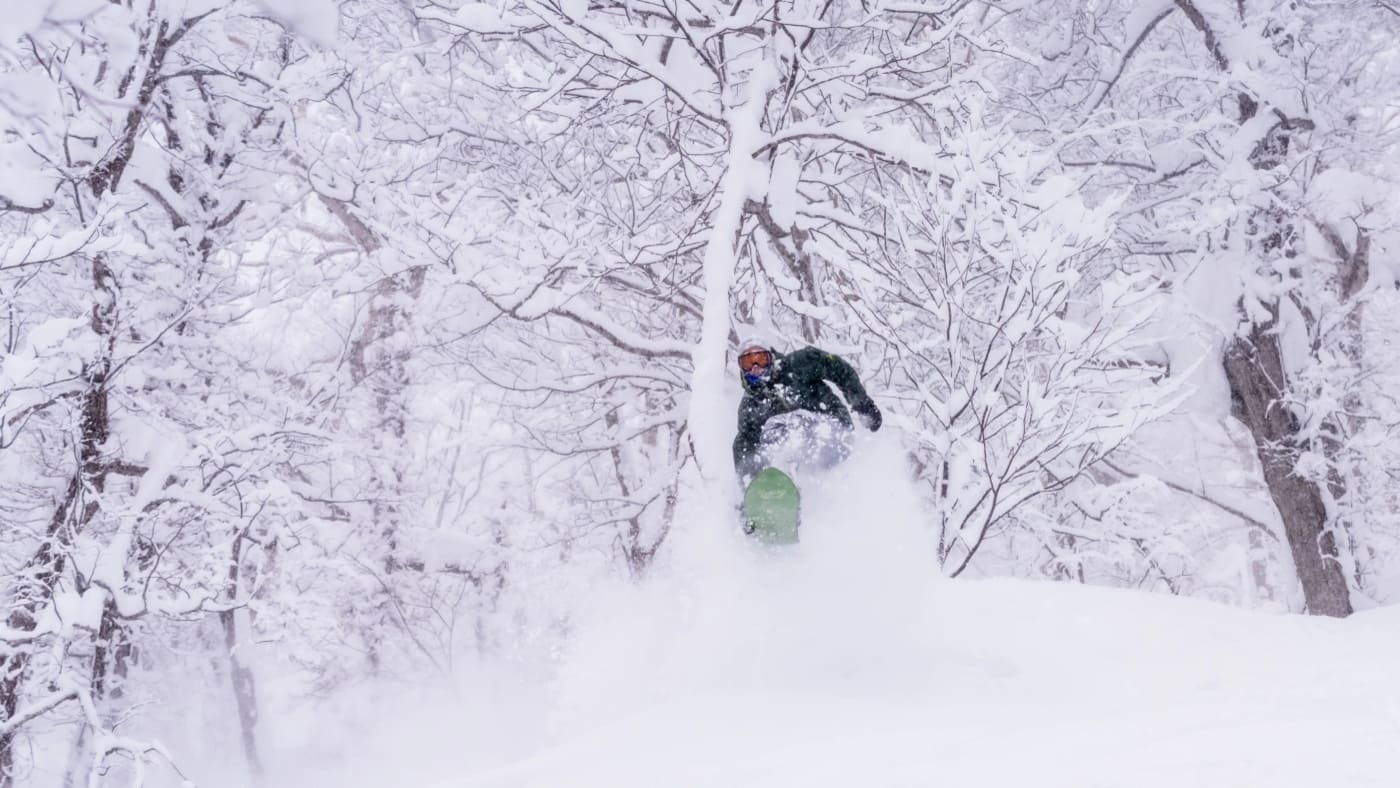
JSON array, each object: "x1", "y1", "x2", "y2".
[{"x1": 732, "y1": 347, "x2": 880, "y2": 478}]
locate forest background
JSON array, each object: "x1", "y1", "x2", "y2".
[{"x1": 1, "y1": 0, "x2": 1398, "y2": 785}]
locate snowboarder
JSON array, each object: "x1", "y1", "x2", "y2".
[{"x1": 732, "y1": 339, "x2": 882, "y2": 484}]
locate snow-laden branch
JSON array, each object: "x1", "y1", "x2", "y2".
[
  {"x1": 1081, "y1": 1, "x2": 1175, "y2": 115},
  {"x1": 0, "y1": 674, "x2": 189, "y2": 786},
  {"x1": 757, "y1": 119, "x2": 945, "y2": 174},
  {"x1": 518, "y1": 0, "x2": 726, "y2": 125}
]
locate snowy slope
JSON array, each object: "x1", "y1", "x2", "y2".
[
  {"x1": 441, "y1": 577, "x2": 1400, "y2": 788},
  {"x1": 270, "y1": 435, "x2": 1400, "y2": 788},
  {"x1": 407, "y1": 436, "x2": 1400, "y2": 788}
]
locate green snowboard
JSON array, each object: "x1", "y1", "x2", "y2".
[{"x1": 742, "y1": 467, "x2": 800, "y2": 545}]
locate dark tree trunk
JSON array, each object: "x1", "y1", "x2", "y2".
[
  {"x1": 1222, "y1": 316, "x2": 1352, "y2": 617},
  {"x1": 0, "y1": 256, "x2": 117, "y2": 785},
  {"x1": 1173, "y1": 0, "x2": 1353, "y2": 616}
]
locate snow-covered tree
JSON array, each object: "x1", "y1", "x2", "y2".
[
  {"x1": 398, "y1": 0, "x2": 1184, "y2": 586},
  {"x1": 1061, "y1": 0, "x2": 1400, "y2": 614}
]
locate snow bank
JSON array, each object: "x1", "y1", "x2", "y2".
[
  {"x1": 431, "y1": 432, "x2": 1400, "y2": 788},
  {"x1": 260, "y1": 433, "x2": 1400, "y2": 788}
]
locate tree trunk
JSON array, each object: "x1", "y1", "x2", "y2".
[
  {"x1": 1222, "y1": 316, "x2": 1352, "y2": 617},
  {"x1": 1173, "y1": 0, "x2": 1353, "y2": 616},
  {"x1": 222, "y1": 533, "x2": 263, "y2": 779},
  {"x1": 222, "y1": 609, "x2": 263, "y2": 779},
  {"x1": 0, "y1": 255, "x2": 117, "y2": 784}
]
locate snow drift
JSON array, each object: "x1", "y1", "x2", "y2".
[{"x1": 278, "y1": 434, "x2": 1400, "y2": 788}]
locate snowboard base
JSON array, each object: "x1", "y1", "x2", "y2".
[{"x1": 742, "y1": 467, "x2": 800, "y2": 545}]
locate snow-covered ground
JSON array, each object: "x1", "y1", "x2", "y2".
[
  {"x1": 281, "y1": 436, "x2": 1400, "y2": 788},
  {"x1": 441, "y1": 576, "x2": 1400, "y2": 788}
]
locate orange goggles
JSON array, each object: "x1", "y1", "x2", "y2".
[{"x1": 738, "y1": 348, "x2": 773, "y2": 372}]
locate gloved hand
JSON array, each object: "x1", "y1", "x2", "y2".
[{"x1": 856, "y1": 399, "x2": 882, "y2": 432}]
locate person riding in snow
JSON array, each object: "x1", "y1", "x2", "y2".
[{"x1": 732, "y1": 339, "x2": 882, "y2": 483}]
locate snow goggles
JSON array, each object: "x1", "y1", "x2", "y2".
[{"x1": 738, "y1": 348, "x2": 773, "y2": 372}]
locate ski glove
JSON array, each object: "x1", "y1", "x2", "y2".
[{"x1": 855, "y1": 399, "x2": 882, "y2": 432}]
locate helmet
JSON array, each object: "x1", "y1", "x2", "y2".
[
  {"x1": 738, "y1": 337, "x2": 766, "y2": 354},
  {"x1": 737, "y1": 332, "x2": 779, "y2": 355}
]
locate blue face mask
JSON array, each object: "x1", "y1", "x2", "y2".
[{"x1": 744, "y1": 368, "x2": 769, "y2": 387}]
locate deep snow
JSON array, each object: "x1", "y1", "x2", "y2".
[
  {"x1": 283, "y1": 433, "x2": 1400, "y2": 788},
  {"x1": 442, "y1": 575, "x2": 1400, "y2": 788}
]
